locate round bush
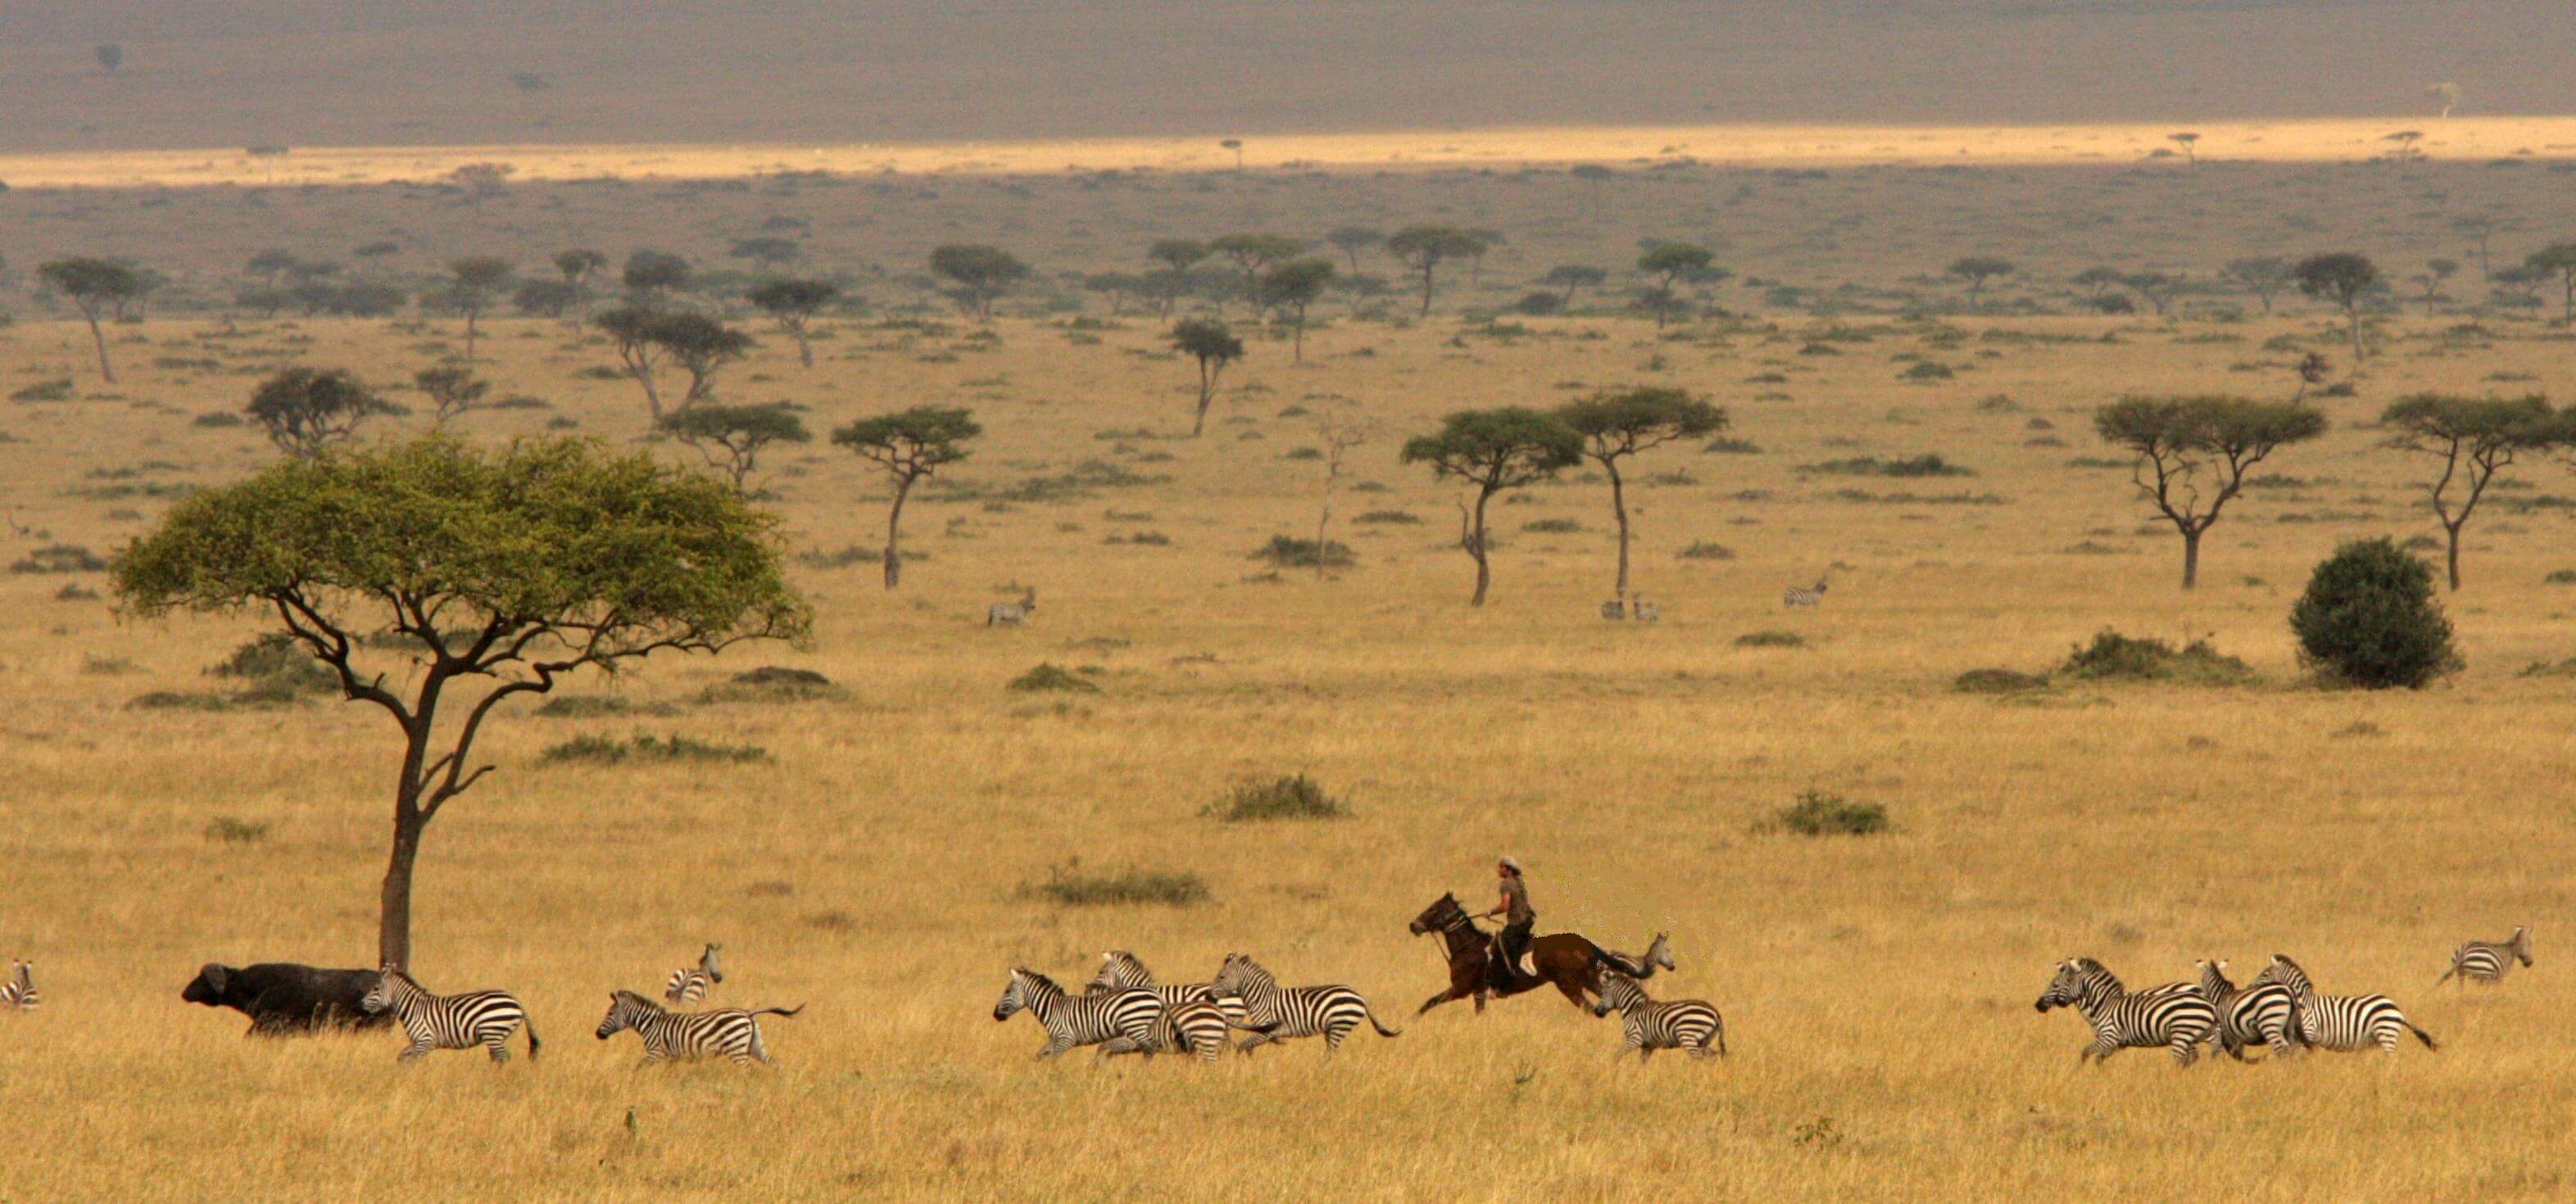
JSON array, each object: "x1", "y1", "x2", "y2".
[{"x1": 2290, "y1": 537, "x2": 2458, "y2": 689}]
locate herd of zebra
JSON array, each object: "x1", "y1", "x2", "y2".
[
  {"x1": 329, "y1": 944, "x2": 805, "y2": 1066},
  {"x1": 2036, "y1": 926, "x2": 2533, "y2": 1066}
]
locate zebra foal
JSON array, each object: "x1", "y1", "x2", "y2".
[
  {"x1": 596, "y1": 989, "x2": 800, "y2": 1066},
  {"x1": 2034, "y1": 957, "x2": 2215, "y2": 1066},
  {"x1": 2252, "y1": 954, "x2": 2435, "y2": 1055},
  {"x1": 1209, "y1": 953, "x2": 1400, "y2": 1055},
  {"x1": 1591, "y1": 971, "x2": 1724, "y2": 1060},
  {"x1": 664, "y1": 943, "x2": 723, "y2": 1005},
  {"x1": 994, "y1": 967, "x2": 1164, "y2": 1059},
  {"x1": 360, "y1": 966, "x2": 538, "y2": 1064},
  {"x1": 1, "y1": 961, "x2": 36, "y2": 1010},
  {"x1": 2437, "y1": 926, "x2": 2532, "y2": 988}
]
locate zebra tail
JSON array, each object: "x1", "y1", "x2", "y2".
[
  {"x1": 2406, "y1": 1021, "x2": 2438, "y2": 1051},
  {"x1": 753, "y1": 1004, "x2": 805, "y2": 1019},
  {"x1": 1366, "y1": 1006, "x2": 1403, "y2": 1039},
  {"x1": 1594, "y1": 947, "x2": 1651, "y2": 979},
  {"x1": 2433, "y1": 967, "x2": 2456, "y2": 987},
  {"x1": 525, "y1": 1016, "x2": 542, "y2": 1062}
]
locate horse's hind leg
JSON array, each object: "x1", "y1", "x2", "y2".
[{"x1": 1552, "y1": 975, "x2": 1590, "y2": 1011}]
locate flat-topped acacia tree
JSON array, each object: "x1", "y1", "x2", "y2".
[
  {"x1": 112, "y1": 435, "x2": 808, "y2": 966},
  {"x1": 1385, "y1": 225, "x2": 1489, "y2": 316},
  {"x1": 2094, "y1": 395, "x2": 2326, "y2": 588},
  {"x1": 2379, "y1": 394, "x2": 2561, "y2": 590},
  {"x1": 832, "y1": 405, "x2": 981, "y2": 589},
  {"x1": 1558, "y1": 387, "x2": 1726, "y2": 601},
  {"x1": 38, "y1": 257, "x2": 145, "y2": 382},
  {"x1": 1402, "y1": 407, "x2": 1583, "y2": 606},
  {"x1": 1169, "y1": 319, "x2": 1245, "y2": 437},
  {"x1": 746, "y1": 278, "x2": 840, "y2": 368}
]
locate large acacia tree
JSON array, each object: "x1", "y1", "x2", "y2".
[
  {"x1": 2294, "y1": 252, "x2": 2379, "y2": 360},
  {"x1": 746, "y1": 278, "x2": 840, "y2": 368},
  {"x1": 1169, "y1": 319, "x2": 1245, "y2": 436},
  {"x1": 928, "y1": 244, "x2": 1029, "y2": 319},
  {"x1": 38, "y1": 257, "x2": 145, "y2": 382},
  {"x1": 659, "y1": 402, "x2": 811, "y2": 494},
  {"x1": 1258, "y1": 257, "x2": 1336, "y2": 362},
  {"x1": 1401, "y1": 408, "x2": 1583, "y2": 605},
  {"x1": 1385, "y1": 225, "x2": 1488, "y2": 316},
  {"x1": 2380, "y1": 393, "x2": 2560, "y2": 590},
  {"x1": 1558, "y1": 387, "x2": 1726, "y2": 600},
  {"x1": 832, "y1": 405, "x2": 982, "y2": 589},
  {"x1": 113, "y1": 436, "x2": 808, "y2": 966},
  {"x1": 247, "y1": 367, "x2": 395, "y2": 459},
  {"x1": 2094, "y1": 395, "x2": 2326, "y2": 588}
]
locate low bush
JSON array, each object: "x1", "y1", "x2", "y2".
[
  {"x1": 204, "y1": 817, "x2": 271, "y2": 844},
  {"x1": 1009, "y1": 663, "x2": 1102, "y2": 694},
  {"x1": 696, "y1": 666, "x2": 846, "y2": 704},
  {"x1": 537, "y1": 733, "x2": 772, "y2": 765},
  {"x1": 1676, "y1": 541, "x2": 1735, "y2": 560},
  {"x1": 7, "y1": 544, "x2": 107, "y2": 574},
  {"x1": 1203, "y1": 774, "x2": 1348, "y2": 822},
  {"x1": 1767, "y1": 790, "x2": 1889, "y2": 836},
  {"x1": 208, "y1": 632, "x2": 337, "y2": 697},
  {"x1": 1251, "y1": 535, "x2": 1354, "y2": 568},
  {"x1": 2291, "y1": 537, "x2": 2458, "y2": 690},
  {"x1": 1735, "y1": 631, "x2": 1805, "y2": 648},
  {"x1": 1022, "y1": 860, "x2": 1209, "y2": 907},
  {"x1": 2059, "y1": 629, "x2": 2254, "y2": 685},
  {"x1": 1352, "y1": 509, "x2": 1420, "y2": 525},
  {"x1": 1803, "y1": 454, "x2": 1971, "y2": 478},
  {"x1": 1952, "y1": 667, "x2": 2049, "y2": 694}
]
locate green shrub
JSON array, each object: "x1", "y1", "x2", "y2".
[
  {"x1": 1735, "y1": 631, "x2": 1805, "y2": 648},
  {"x1": 1676, "y1": 541, "x2": 1735, "y2": 560},
  {"x1": 208, "y1": 632, "x2": 337, "y2": 697},
  {"x1": 1952, "y1": 668, "x2": 2048, "y2": 694},
  {"x1": 1352, "y1": 509, "x2": 1420, "y2": 525},
  {"x1": 1803, "y1": 454, "x2": 1971, "y2": 478},
  {"x1": 2060, "y1": 629, "x2": 2254, "y2": 685},
  {"x1": 1522, "y1": 518, "x2": 1582, "y2": 533},
  {"x1": 9, "y1": 378, "x2": 73, "y2": 403},
  {"x1": 1251, "y1": 535, "x2": 1354, "y2": 568},
  {"x1": 1009, "y1": 663, "x2": 1101, "y2": 694},
  {"x1": 1204, "y1": 774, "x2": 1348, "y2": 822},
  {"x1": 1704, "y1": 437, "x2": 1762, "y2": 454},
  {"x1": 537, "y1": 733, "x2": 772, "y2": 765},
  {"x1": 204, "y1": 817, "x2": 271, "y2": 844},
  {"x1": 2543, "y1": 568, "x2": 2576, "y2": 585},
  {"x1": 535, "y1": 695, "x2": 636, "y2": 717},
  {"x1": 1768, "y1": 790, "x2": 1888, "y2": 836},
  {"x1": 696, "y1": 666, "x2": 846, "y2": 704},
  {"x1": 1022, "y1": 860, "x2": 1209, "y2": 907},
  {"x1": 2291, "y1": 537, "x2": 2459, "y2": 690},
  {"x1": 7, "y1": 544, "x2": 107, "y2": 574}
]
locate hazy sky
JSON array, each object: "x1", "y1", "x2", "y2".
[{"x1": 2, "y1": 1, "x2": 2569, "y2": 152}]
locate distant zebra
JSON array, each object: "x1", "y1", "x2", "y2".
[
  {"x1": 1086, "y1": 950, "x2": 1250, "y2": 1030},
  {"x1": 664, "y1": 944, "x2": 724, "y2": 1005},
  {"x1": 2194, "y1": 959, "x2": 2302, "y2": 1060},
  {"x1": 1632, "y1": 596, "x2": 1661, "y2": 623},
  {"x1": 1591, "y1": 971, "x2": 1724, "y2": 1060},
  {"x1": 1783, "y1": 577, "x2": 1830, "y2": 608},
  {"x1": 1599, "y1": 599, "x2": 1626, "y2": 621},
  {"x1": 2034, "y1": 957, "x2": 2216, "y2": 1066},
  {"x1": 1, "y1": 961, "x2": 36, "y2": 1010},
  {"x1": 596, "y1": 989, "x2": 800, "y2": 1066},
  {"x1": 361, "y1": 966, "x2": 539, "y2": 1064},
  {"x1": 992, "y1": 967, "x2": 1163, "y2": 1059},
  {"x1": 2252, "y1": 954, "x2": 2435, "y2": 1055},
  {"x1": 2437, "y1": 926, "x2": 2533, "y2": 988},
  {"x1": 1209, "y1": 953, "x2": 1400, "y2": 1055},
  {"x1": 986, "y1": 589, "x2": 1038, "y2": 627}
]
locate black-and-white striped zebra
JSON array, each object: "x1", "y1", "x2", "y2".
[
  {"x1": 2437, "y1": 926, "x2": 2533, "y2": 988},
  {"x1": 1104, "y1": 995, "x2": 1235, "y2": 1061},
  {"x1": 993, "y1": 966, "x2": 1164, "y2": 1059},
  {"x1": 596, "y1": 989, "x2": 800, "y2": 1066},
  {"x1": 986, "y1": 590, "x2": 1037, "y2": 627},
  {"x1": 360, "y1": 966, "x2": 539, "y2": 1064},
  {"x1": 1086, "y1": 950, "x2": 1250, "y2": 1029},
  {"x1": 2252, "y1": 954, "x2": 2436, "y2": 1055},
  {"x1": 1, "y1": 960, "x2": 36, "y2": 1010},
  {"x1": 2034, "y1": 957, "x2": 2216, "y2": 1066},
  {"x1": 1591, "y1": 971, "x2": 1724, "y2": 1060},
  {"x1": 1783, "y1": 577, "x2": 1829, "y2": 608},
  {"x1": 664, "y1": 943, "x2": 724, "y2": 1005},
  {"x1": 2193, "y1": 959, "x2": 2302, "y2": 1061},
  {"x1": 1208, "y1": 953, "x2": 1400, "y2": 1054}
]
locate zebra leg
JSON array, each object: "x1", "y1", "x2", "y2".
[
  {"x1": 399, "y1": 1039, "x2": 435, "y2": 1062},
  {"x1": 488, "y1": 1034, "x2": 514, "y2": 1064},
  {"x1": 1236, "y1": 1030, "x2": 1276, "y2": 1056},
  {"x1": 1036, "y1": 1034, "x2": 1074, "y2": 1059},
  {"x1": 2169, "y1": 1038, "x2": 2197, "y2": 1067},
  {"x1": 750, "y1": 1028, "x2": 774, "y2": 1065}
]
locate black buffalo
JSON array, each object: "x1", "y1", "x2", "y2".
[{"x1": 180, "y1": 962, "x2": 393, "y2": 1034}]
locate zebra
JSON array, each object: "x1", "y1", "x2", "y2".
[
  {"x1": 1783, "y1": 577, "x2": 1830, "y2": 608},
  {"x1": 1208, "y1": 953, "x2": 1400, "y2": 1054},
  {"x1": 1086, "y1": 951, "x2": 1250, "y2": 1030},
  {"x1": 1102, "y1": 994, "x2": 1236, "y2": 1061},
  {"x1": 1591, "y1": 971, "x2": 1724, "y2": 1060},
  {"x1": 2193, "y1": 959, "x2": 2302, "y2": 1061},
  {"x1": 1, "y1": 961, "x2": 36, "y2": 1010},
  {"x1": 664, "y1": 943, "x2": 724, "y2": 1005},
  {"x1": 2437, "y1": 926, "x2": 2533, "y2": 988},
  {"x1": 992, "y1": 966, "x2": 1164, "y2": 1059},
  {"x1": 596, "y1": 989, "x2": 801, "y2": 1066},
  {"x1": 360, "y1": 966, "x2": 539, "y2": 1064},
  {"x1": 986, "y1": 589, "x2": 1038, "y2": 627},
  {"x1": 1631, "y1": 596, "x2": 1660, "y2": 623},
  {"x1": 2252, "y1": 953, "x2": 2435, "y2": 1055},
  {"x1": 1599, "y1": 598, "x2": 1626, "y2": 621},
  {"x1": 2034, "y1": 957, "x2": 2216, "y2": 1066}
]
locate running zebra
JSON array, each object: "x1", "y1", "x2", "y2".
[
  {"x1": 596, "y1": 989, "x2": 801, "y2": 1066},
  {"x1": 664, "y1": 944, "x2": 724, "y2": 1005},
  {"x1": 360, "y1": 966, "x2": 539, "y2": 1064},
  {"x1": 1209, "y1": 953, "x2": 1400, "y2": 1055},
  {"x1": 986, "y1": 589, "x2": 1038, "y2": 627},
  {"x1": 2034, "y1": 957, "x2": 2216, "y2": 1066},
  {"x1": 992, "y1": 966, "x2": 1164, "y2": 1059},
  {"x1": 1591, "y1": 971, "x2": 1724, "y2": 1060},
  {"x1": 1632, "y1": 596, "x2": 1661, "y2": 623},
  {"x1": 1, "y1": 961, "x2": 35, "y2": 1010},
  {"x1": 1783, "y1": 577, "x2": 1830, "y2": 608},
  {"x1": 2193, "y1": 959, "x2": 2302, "y2": 1061},
  {"x1": 1102, "y1": 995, "x2": 1236, "y2": 1061},
  {"x1": 2252, "y1": 954, "x2": 2435, "y2": 1055},
  {"x1": 2437, "y1": 926, "x2": 2533, "y2": 988},
  {"x1": 1086, "y1": 950, "x2": 1250, "y2": 1029}
]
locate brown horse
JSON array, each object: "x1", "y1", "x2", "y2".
[{"x1": 1408, "y1": 892, "x2": 1674, "y2": 1015}]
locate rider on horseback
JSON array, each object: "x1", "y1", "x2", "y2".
[{"x1": 1484, "y1": 857, "x2": 1535, "y2": 990}]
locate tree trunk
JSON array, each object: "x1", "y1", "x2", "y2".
[
  {"x1": 465, "y1": 310, "x2": 479, "y2": 360},
  {"x1": 2445, "y1": 522, "x2": 2463, "y2": 591},
  {"x1": 87, "y1": 318, "x2": 116, "y2": 383},
  {"x1": 884, "y1": 476, "x2": 914, "y2": 590},
  {"x1": 1292, "y1": 312, "x2": 1306, "y2": 363},
  {"x1": 2347, "y1": 307, "x2": 2366, "y2": 361},
  {"x1": 1191, "y1": 364, "x2": 1214, "y2": 437},
  {"x1": 795, "y1": 328, "x2": 814, "y2": 369},
  {"x1": 1469, "y1": 489, "x2": 1494, "y2": 606},
  {"x1": 1608, "y1": 464, "x2": 1633, "y2": 599},
  {"x1": 2180, "y1": 526, "x2": 2202, "y2": 589},
  {"x1": 380, "y1": 806, "x2": 424, "y2": 969},
  {"x1": 633, "y1": 366, "x2": 663, "y2": 420},
  {"x1": 1418, "y1": 265, "x2": 1436, "y2": 317}
]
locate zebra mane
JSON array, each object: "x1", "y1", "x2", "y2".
[
  {"x1": 612, "y1": 989, "x2": 664, "y2": 1012},
  {"x1": 1013, "y1": 966, "x2": 1064, "y2": 995}
]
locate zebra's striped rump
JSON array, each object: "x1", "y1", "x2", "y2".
[
  {"x1": 1592, "y1": 971, "x2": 1724, "y2": 1059},
  {"x1": 1, "y1": 961, "x2": 35, "y2": 1011},
  {"x1": 361, "y1": 966, "x2": 538, "y2": 1065},
  {"x1": 2194, "y1": 959, "x2": 2302, "y2": 1060},
  {"x1": 2438, "y1": 926, "x2": 2533, "y2": 987},
  {"x1": 2254, "y1": 954, "x2": 2435, "y2": 1055},
  {"x1": 2036, "y1": 957, "x2": 2216, "y2": 1067},
  {"x1": 1086, "y1": 950, "x2": 1251, "y2": 1032},
  {"x1": 598, "y1": 989, "x2": 799, "y2": 1066},
  {"x1": 1210, "y1": 953, "x2": 1399, "y2": 1055},
  {"x1": 995, "y1": 967, "x2": 1165, "y2": 1059},
  {"x1": 664, "y1": 943, "x2": 725, "y2": 1005}
]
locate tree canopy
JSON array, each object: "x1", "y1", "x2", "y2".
[
  {"x1": 1401, "y1": 407, "x2": 1583, "y2": 605},
  {"x1": 2294, "y1": 252, "x2": 2381, "y2": 359},
  {"x1": 2094, "y1": 395, "x2": 2327, "y2": 587},
  {"x1": 746, "y1": 278, "x2": 841, "y2": 367},
  {"x1": 39, "y1": 256, "x2": 146, "y2": 381},
  {"x1": 658, "y1": 403, "x2": 811, "y2": 492},
  {"x1": 2379, "y1": 393, "x2": 2560, "y2": 589},
  {"x1": 928, "y1": 244, "x2": 1029, "y2": 319},
  {"x1": 833, "y1": 405, "x2": 983, "y2": 588},
  {"x1": 247, "y1": 367, "x2": 396, "y2": 459},
  {"x1": 1385, "y1": 225, "x2": 1489, "y2": 316},
  {"x1": 1170, "y1": 319, "x2": 1246, "y2": 436},
  {"x1": 1558, "y1": 387, "x2": 1726, "y2": 599}
]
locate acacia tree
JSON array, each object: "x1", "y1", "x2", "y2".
[
  {"x1": 746, "y1": 278, "x2": 839, "y2": 368},
  {"x1": 623, "y1": 251, "x2": 692, "y2": 303},
  {"x1": 414, "y1": 365, "x2": 490, "y2": 427},
  {"x1": 112, "y1": 435, "x2": 807, "y2": 966},
  {"x1": 1146, "y1": 239, "x2": 1210, "y2": 315},
  {"x1": 928, "y1": 244, "x2": 1028, "y2": 319},
  {"x1": 1386, "y1": 225, "x2": 1487, "y2": 316},
  {"x1": 1210, "y1": 233, "x2": 1306, "y2": 318},
  {"x1": 1543, "y1": 265, "x2": 1607, "y2": 306},
  {"x1": 1259, "y1": 257, "x2": 1336, "y2": 362},
  {"x1": 2094, "y1": 395, "x2": 2326, "y2": 588},
  {"x1": 1635, "y1": 242, "x2": 1723, "y2": 328},
  {"x1": 1401, "y1": 408, "x2": 1582, "y2": 606},
  {"x1": 38, "y1": 257, "x2": 144, "y2": 382},
  {"x1": 1309, "y1": 404, "x2": 1378, "y2": 581},
  {"x1": 440, "y1": 257, "x2": 513, "y2": 360},
  {"x1": 596, "y1": 307, "x2": 753, "y2": 417},
  {"x1": 2222, "y1": 256, "x2": 2295, "y2": 314},
  {"x1": 659, "y1": 403, "x2": 810, "y2": 494},
  {"x1": 1947, "y1": 256, "x2": 2016, "y2": 301},
  {"x1": 553, "y1": 248, "x2": 608, "y2": 321},
  {"x1": 1326, "y1": 226, "x2": 1383, "y2": 274},
  {"x1": 832, "y1": 405, "x2": 981, "y2": 589},
  {"x1": 1557, "y1": 387, "x2": 1726, "y2": 600},
  {"x1": 2524, "y1": 242, "x2": 2576, "y2": 324},
  {"x1": 2380, "y1": 394, "x2": 2559, "y2": 590},
  {"x1": 247, "y1": 367, "x2": 395, "y2": 459},
  {"x1": 596, "y1": 306, "x2": 670, "y2": 417},
  {"x1": 1170, "y1": 319, "x2": 1245, "y2": 436},
  {"x1": 2295, "y1": 252, "x2": 2380, "y2": 360},
  {"x1": 2167, "y1": 132, "x2": 2200, "y2": 167}
]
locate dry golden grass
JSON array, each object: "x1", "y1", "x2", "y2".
[{"x1": 3, "y1": 290, "x2": 2574, "y2": 1200}]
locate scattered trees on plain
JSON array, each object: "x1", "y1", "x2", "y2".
[
  {"x1": 2524, "y1": 242, "x2": 2576, "y2": 323},
  {"x1": 1947, "y1": 256, "x2": 2016, "y2": 300},
  {"x1": 659, "y1": 403, "x2": 810, "y2": 494},
  {"x1": 414, "y1": 365, "x2": 491, "y2": 427},
  {"x1": 1258, "y1": 258, "x2": 1336, "y2": 361},
  {"x1": 2093, "y1": 395, "x2": 2326, "y2": 588},
  {"x1": 832, "y1": 406, "x2": 982, "y2": 589},
  {"x1": 437, "y1": 257, "x2": 513, "y2": 359},
  {"x1": 2294, "y1": 252, "x2": 2380, "y2": 360},
  {"x1": 38, "y1": 257, "x2": 144, "y2": 382},
  {"x1": 1558, "y1": 387, "x2": 1726, "y2": 600},
  {"x1": 1401, "y1": 408, "x2": 1582, "y2": 605},
  {"x1": 928, "y1": 244, "x2": 1028, "y2": 319},
  {"x1": 2379, "y1": 394, "x2": 2562, "y2": 590},
  {"x1": 746, "y1": 278, "x2": 840, "y2": 368},
  {"x1": 247, "y1": 367, "x2": 394, "y2": 459},
  {"x1": 1386, "y1": 225, "x2": 1489, "y2": 316}
]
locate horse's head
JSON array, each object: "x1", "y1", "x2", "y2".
[{"x1": 1409, "y1": 892, "x2": 1463, "y2": 936}]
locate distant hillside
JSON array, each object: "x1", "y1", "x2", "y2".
[{"x1": 0, "y1": 0, "x2": 2565, "y2": 153}]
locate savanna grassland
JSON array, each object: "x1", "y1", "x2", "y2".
[{"x1": 2, "y1": 128, "x2": 2576, "y2": 1204}]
